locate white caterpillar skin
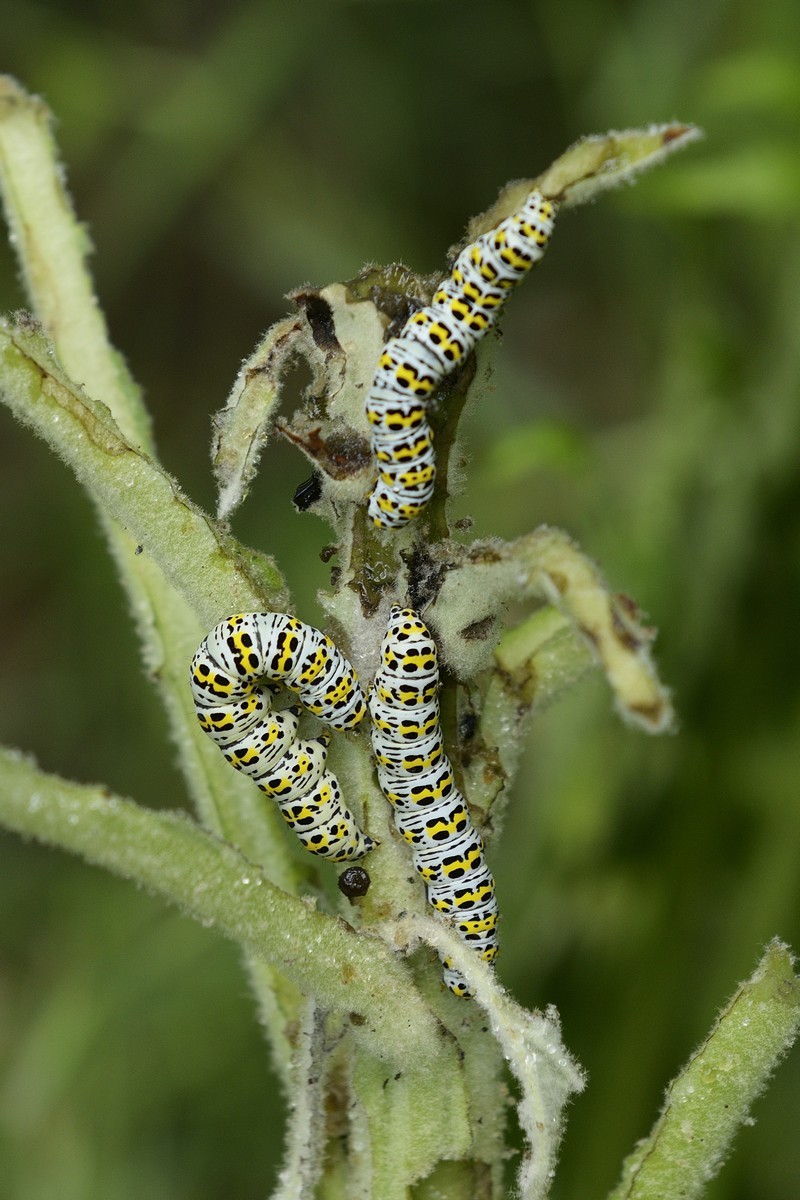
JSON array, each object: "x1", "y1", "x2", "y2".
[
  {"x1": 190, "y1": 613, "x2": 376, "y2": 861},
  {"x1": 366, "y1": 190, "x2": 557, "y2": 528},
  {"x1": 369, "y1": 606, "x2": 498, "y2": 996}
]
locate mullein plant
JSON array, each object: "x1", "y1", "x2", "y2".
[{"x1": 0, "y1": 75, "x2": 798, "y2": 1199}]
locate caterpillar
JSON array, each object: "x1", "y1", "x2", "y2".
[
  {"x1": 190, "y1": 613, "x2": 376, "y2": 861},
  {"x1": 366, "y1": 189, "x2": 557, "y2": 528},
  {"x1": 368, "y1": 606, "x2": 498, "y2": 996}
]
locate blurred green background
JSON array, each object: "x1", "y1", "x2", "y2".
[{"x1": 2, "y1": 1, "x2": 799, "y2": 1196}]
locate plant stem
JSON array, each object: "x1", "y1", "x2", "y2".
[
  {"x1": 607, "y1": 940, "x2": 800, "y2": 1200},
  {"x1": 0, "y1": 316, "x2": 287, "y2": 626},
  {"x1": 0, "y1": 74, "x2": 151, "y2": 449},
  {"x1": 0, "y1": 745, "x2": 443, "y2": 1069}
]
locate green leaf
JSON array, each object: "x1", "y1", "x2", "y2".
[{"x1": 608, "y1": 941, "x2": 800, "y2": 1200}]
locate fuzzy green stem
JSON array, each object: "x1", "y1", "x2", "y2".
[
  {"x1": 0, "y1": 75, "x2": 151, "y2": 449},
  {"x1": 607, "y1": 941, "x2": 800, "y2": 1200},
  {"x1": 0, "y1": 745, "x2": 443, "y2": 1069},
  {"x1": 0, "y1": 316, "x2": 288, "y2": 625},
  {"x1": 269, "y1": 999, "x2": 328, "y2": 1199},
  {"x1": 0, "y1": 78, "x2": 298, "y2": 1063},
  {"x1": 350, "y1": 1047, "x2": 472, "y2": 1200}
]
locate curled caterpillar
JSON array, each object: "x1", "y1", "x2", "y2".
[
  {"x1": 190, "y1": 613, "x2": 376, "y2": 861},
  {"x1": 368, "y1": 606, "x2": 498, "y2": 996},
  {"x1": 366, "y1": 189, "x2": 557, "y2": 528}
]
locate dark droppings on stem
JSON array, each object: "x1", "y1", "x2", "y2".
[
  {"x1": 459, "y1": 709, "x2": 478, "y2": 743},
  {"x1": 338, "y1": 865, "x2": 371, "y2": 900},
  {"x1": 293, "y1": 471, "x2": 323, "y2": 511},
  {"x1": 403, "y1": 542, "x2": 450, "y2": 612},
  {"x1": 460, "y1": 615, "x2": 495, "y2": 642}
]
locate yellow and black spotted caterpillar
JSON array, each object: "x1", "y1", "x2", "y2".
[
  {"x1": 190, "y1": 613, "x2": 376, "y2": 861},
  {"x1": 368, "y1": 606, "x2": 498, "y2": 996},
  {"x1": 366, "y1": 189, "x2": 557, "y2": 528},
  {"x1": 191, "y1": 610, "x2": 495, "y2": 995}
]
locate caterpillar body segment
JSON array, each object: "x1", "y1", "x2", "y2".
[{"x1": 191, "y1": 613, "x2": 375, "y2": 861}]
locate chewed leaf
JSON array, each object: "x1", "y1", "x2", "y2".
[
  {"x1": 272, "y1": 283, "x2": 387, "y2": 514},
  {"x1": 465, "y1": 123, "x2": 702, "y2": 241},
  {"x1": 522, "y1": 527, "x2": 674, "y2": 734},
  {"x1": 428, "y1": 527, "x2": 673, "y2": 733},
  {"x1": 542, "y1": 122, "x2": 704, "y2": 207},
  {"x1": 389, "y1": 914, "x2": 586, "y2": 1200},
  {"x1": 212, "y1": 314, "x2": 304, "y2": 520},
  {"x1": 424, "y1": 528, "x2": 673, "y2": 819}
]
